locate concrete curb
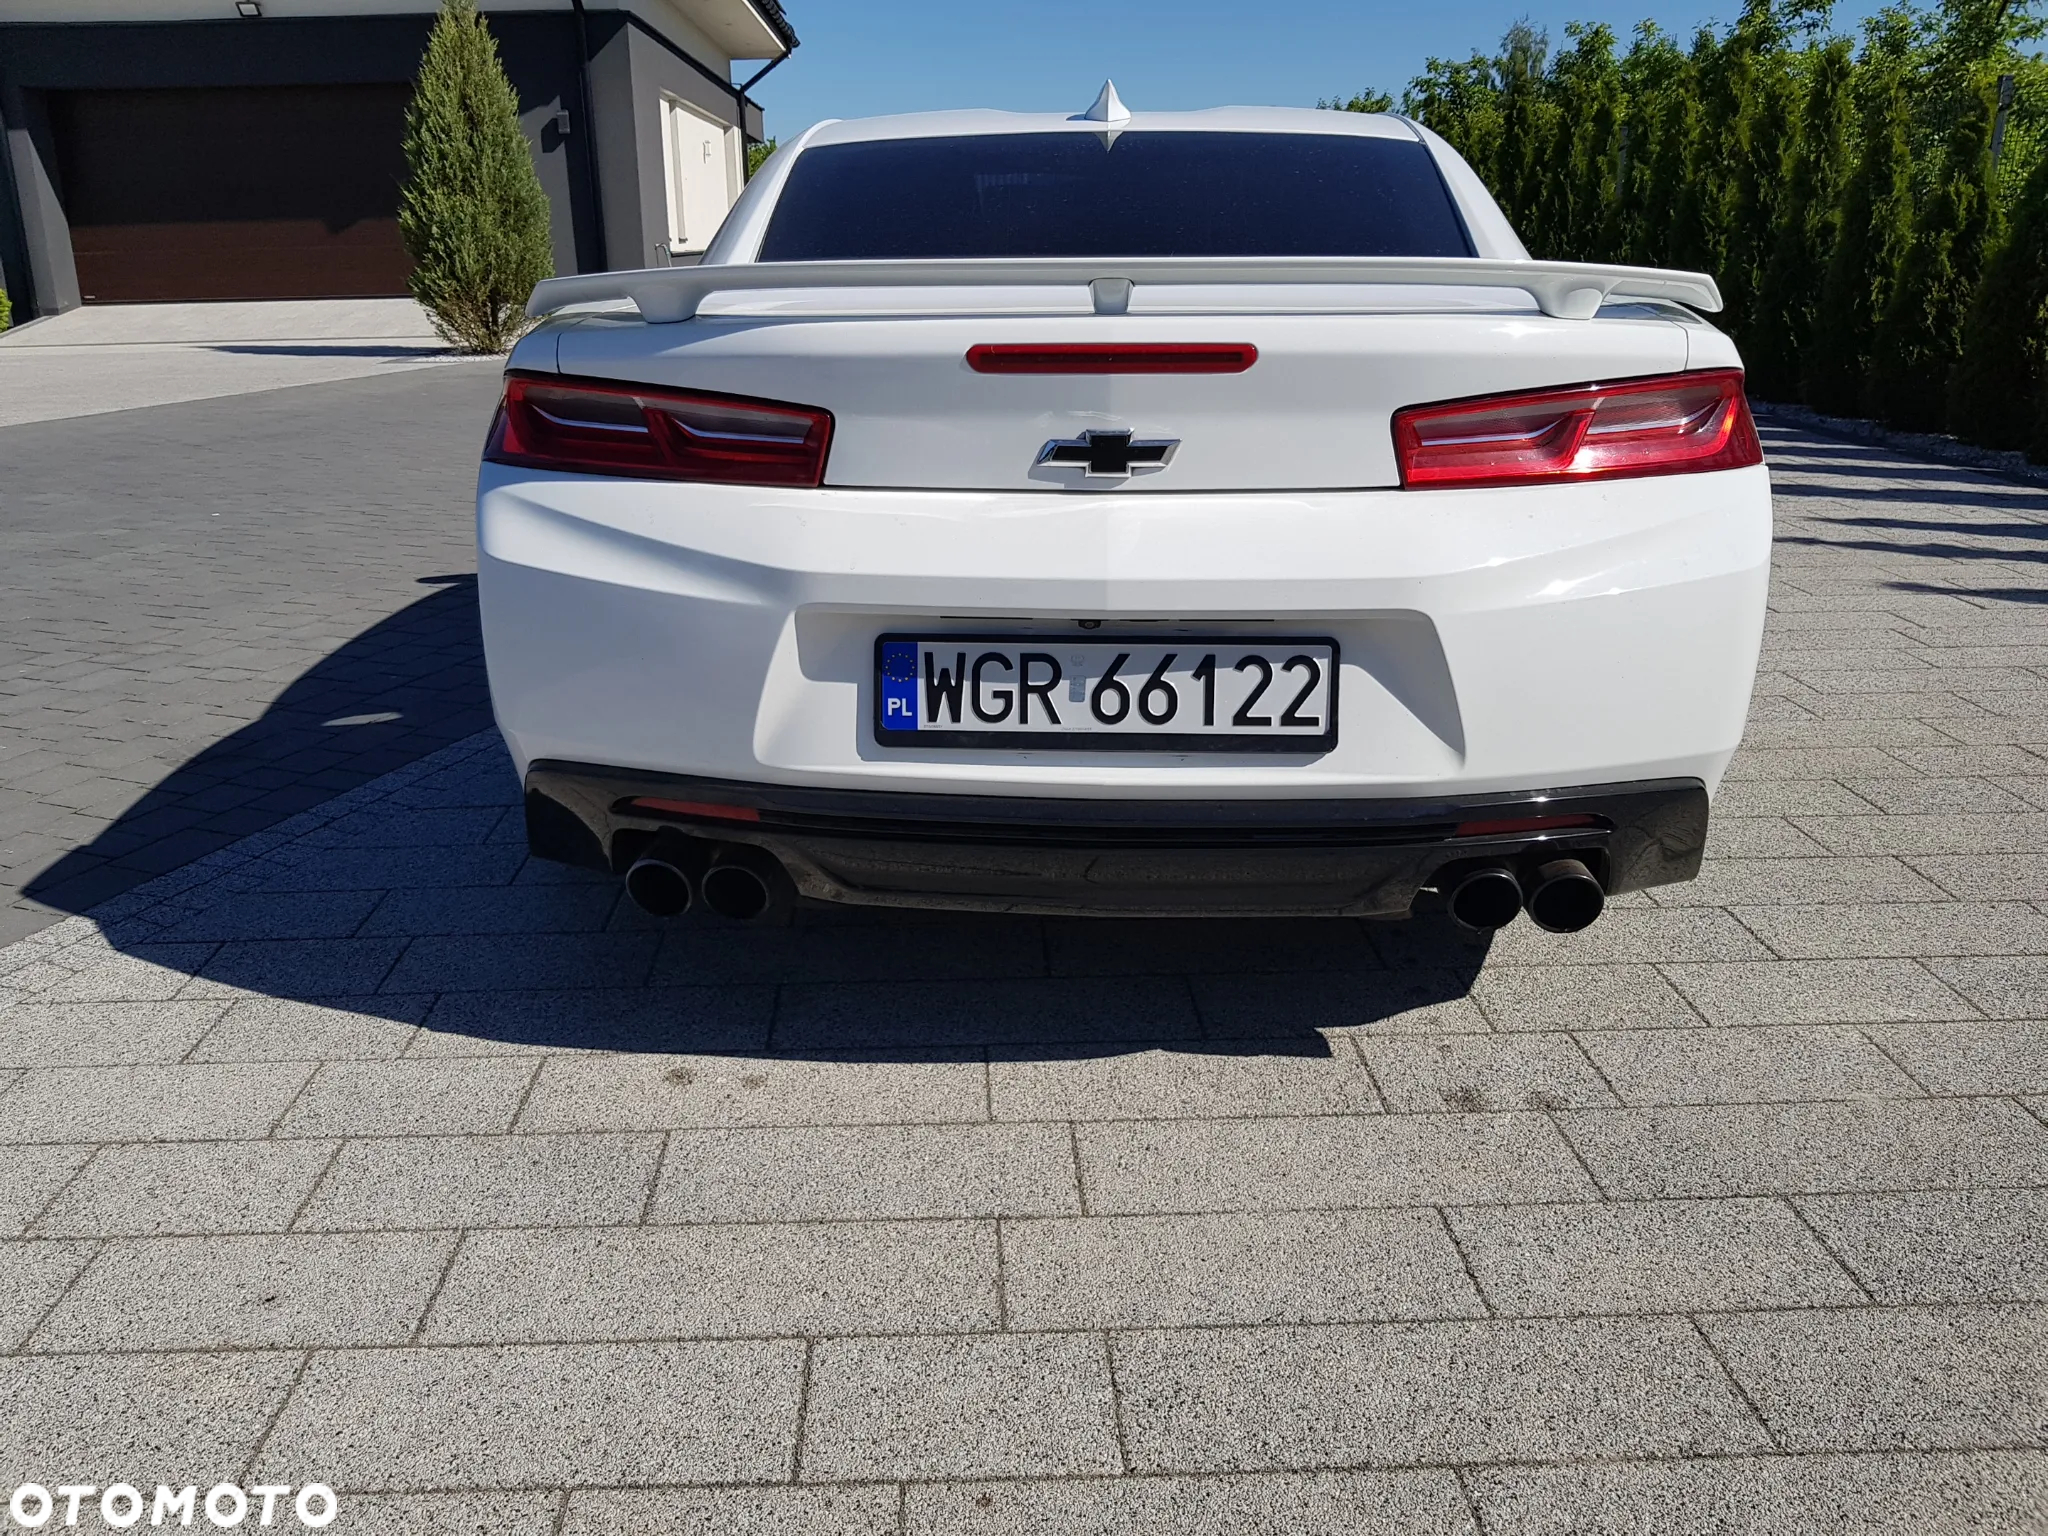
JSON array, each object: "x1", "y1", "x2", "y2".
[{"x1": 1753, "y1": 399, "x2": 2048, "y2": 492}]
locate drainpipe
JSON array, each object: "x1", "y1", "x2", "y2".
[
  {"x1": 734, "y1": 49, "x2": 790, "y2": 148},
  {"x1": 569, "y1": 0, "x2": 609, "y2": 271}
]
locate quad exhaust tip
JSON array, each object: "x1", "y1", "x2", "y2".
[
  {"x1": 1447, "y1": 865, "x2": 1524, "y2": 932},
  {"x1": 1447, "y1": 856, "x2": 1607, "y2": 934},
  {"x1": 1525, "y1": 857, "x2": 1605, "y2": 933},
  {"x1": 626, "y1": 835, "x2": 794, "y2": 924},
  {"x1": 624, "y1": 854, "x2": 696, "y2": 918}
]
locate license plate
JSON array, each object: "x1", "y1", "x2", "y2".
[{"x1": 873, "y1": 634, "x2": 1339, "y2": 751}]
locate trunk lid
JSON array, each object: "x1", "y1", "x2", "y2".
[{"x1": 549, "y1": 298, "x2": 1692, "y2": 492}]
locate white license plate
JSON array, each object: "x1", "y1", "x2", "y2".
[{"x1": 874, "y1": 634, "x2": 1339, "y2": 751}]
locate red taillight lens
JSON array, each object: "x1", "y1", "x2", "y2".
[
  {"x1": 485, "y1": 373, "x2": 832, "y2": 486},
  {"x1": 966, "y1": 343, "x2": 1258, "y2": 374},
  {"x1": 627, "y1": 797, "x2": 761, "y2": 822},
  {"x1": 1392, "y1": 369, "x2": 1760, "y2": 490}
]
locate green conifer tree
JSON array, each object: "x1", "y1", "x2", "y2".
[
  {"x1": 1751, "y1": 39, "x2": 1856, "y2": 400},
  {"x1": 1806, "y1": 60, "x2": 1915, "y2": 414},
  {"x1": 399, "y1": 0, "x2": 555, "y2": 354},
  {"x1": 1949, "y1": 141, "x2": 2048, "y2": 447},
  {"x1": 1867, "y1": 79, "x2": 1999, "y2": 429}
]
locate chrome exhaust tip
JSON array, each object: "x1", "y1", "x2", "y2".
[
  {"x1": 624, "y1": 856, "x2": 695, "y2": 918},
  {"x1": 1447, "y1": 864, "x2": 1524, "y2": 932},
  {"x1": 1525, "y1": 857, "x2": 1606, "y2": 933},
  {"x1": 700, "y1": 843, "x2": 795, "y2": 923}
]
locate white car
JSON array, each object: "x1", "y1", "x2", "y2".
[{"x1": 478, "y1": 89, "x2": 1769, "y2": 934}]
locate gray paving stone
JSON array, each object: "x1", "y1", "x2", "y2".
[
  {"x1": 1704, "y1": 1304, "x2": 2048, "y2": 1452},
  {"x1": 1043, "y1": 918, "x2": 1380, "y2": 976},
  {"x1": 29, "y1": 1139, "x2": 337, "y2": 1237},
  {"x1": 423, "y1": 1220, "x2": 999, "y2": 1342},
  {"x1": 1002, "y1": 1209, "x2": 1482, "y2": 1329},
  {"x1": 0, "y1": 1350, "x2": 301, "y2": 1486},
  {"x1": 1721, "y1": 747, "x2": 1927, "y2": 779},
  {"x1": 905, "y1": 1470, "x2": 1477, "y2": 1536},
  {"x1": 1861, "y1": 1018, "x2": 2048, "y2": 1095},
  {"x1": 1189, "y1": 968, "x2": 1492, "y2": 1036},
  {"x1": 655, "y1": 916, "x2": 1048, "y2": 985},
  {"x1": 1077, "y1": 1113, "x2": 1596, "y2": 1215},
  {"x1": 298, "y1": 1132, "x2": 663, "y2": 1231},
  {"x1": 774, "y1": 976, "x2": 1199, "y2": 1049},
  {"x1": 310, "y1": 1492, "x2": 561, "y2": 1536},
  {"x1": 33, "y1": 1230, "x2": 455, "y2": 1351},
  {"x1": 249, "y1": 844, "x2": 528, "y2": 893},
  {"x1": 990, "y1": 1044, "x2": 1380, "y2": 1122},
  {"x1": 1799, "y1": 1190, "x2": 2048, "y2": 1303},
  {"x1": 1447, "y1": 1197, "x2": 1862, "y2": 1315},
  {"x1": 1482, "y1": 908, "x2": 1776, "y2": 965},
  {"x1": 1735, "y1": 902, "x2": 2048, "y2": 959},
  {"x1": 1466, "y1": 1451, "x2": 2048, "y2": 1535},
  {"x1": 186, "y1": 992, "x2": 430, "y2": 1061},
  {"x1": 154, "y1": 888, "x2": 385, "y2": 941},
  {"x1": 255, "y1": 1340, "x2": 804, "y2": 1488},
  {"x1": 413, "y1": 986, "x2": 776, "y2": 1055},
  {"x1": 1577, "y1": 1025, "x2": 1924, "y2": 1104},
  {"x1": 1662, "y1": 959, "x2": 1977, "y2": 1026},
  {"x1": 1648, "y1": 856, "x2": 1951, "y2": 907},
  {"x1": 1473, "y1": 963, "x2": 1701, "y2": 1031},
  {"x1": 382, "y1": 933, "x2": 660, "y2": 993},
  {"x1": 0, "y1": 999, "x2": 229, "y2": 1068},
  {"x1": 801, "y1": 1332, "x2": 1121, "y2": 1481},
  {"x1": 0, "y1": 1238, "x2": 95, "y2": 1348},
  {"x1": 1111, "y1": 1315, "x2": 1769, "y2": 1472},
  {"x1": 32, "y1": 944, "x2": 216, "y2": 1003},
  {"x1": 183, "y1": 936, "x2": 409, "y2": 998},
  {"x1": 0, "y1": 1144, "x2": 92, "y2": 1234},
  {"x1": 566, "y1": 1486, "x2": 899, "y2": 1536},
  {"x1": 1842, "y1": 776, "x2": 2039, "y2": 815},
  {"x1": 1355, "y1": 1033, "x2": 1616, "y2": 1112},
  {"x1": 360, "y1": 883, "x2": 621, "y2": 936},
  {"x1": 0, "y1": 1062, "x2": 313, "y2": 1142},
  {"x1": 1713, "y1": 779, "x2": 1885, "y2": 817},
  {"x1": 516, "y1": 1050, "x2": 985, "y2": 1133},
  {"x1": 649, "y1": 1124, "x2": 1079, "y2": 1223},
  {"x1": 1560, "y1": 1100, "x2": 2048, "y2": 1197},
  {"x1": 1909, "y1": 852, "x2": 2048, "y2": 901},
  {"x1": 1928, "y1": 956, "x2": 2048, "y2": 1019},
  {"x1": 278, "y1": 1057, "x2": 538, "y2": 1137},
  {"x1": 1702, "y1": 816, "x2": 1833, "y2": 859},
  {"x1": 1793, "y1": 812, "x2": 2048, "y2": 855}
]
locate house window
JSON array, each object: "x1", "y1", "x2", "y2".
[{"x1": 661, "y1": 96, "x2": 738, "y2": 257}]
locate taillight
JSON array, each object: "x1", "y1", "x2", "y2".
[
  {"x1": 1392, "y1": 369, "x2": 1760, "y2": 490},
  {"x1": 485, "y1": 373, "x2": 832, "y2": 486},
  {"x1": 966, "y1": 343, "x2": 1258, "y2": 375}
]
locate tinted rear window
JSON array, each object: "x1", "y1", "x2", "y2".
[{"x1": 757, "y1": 131, "x2": 1473, "y2": 261}]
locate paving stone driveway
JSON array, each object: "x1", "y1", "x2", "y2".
[{"x1": 1, "y1": 412, "x2": 2047, "y2": 1534}]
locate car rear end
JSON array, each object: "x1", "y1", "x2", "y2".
[{"x1": 477, "y1": 106, "x2": 1769, "y2": 929}]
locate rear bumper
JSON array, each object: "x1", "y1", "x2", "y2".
[{"x1": 525, "y1": 762, "x2": 1708, "y2": 917}]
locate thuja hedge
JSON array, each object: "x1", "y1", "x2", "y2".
[{"x1": 1338, "y1": 0, "x2": 2048, "y2": 461}]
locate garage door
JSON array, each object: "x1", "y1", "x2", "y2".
[{"x1": 53, "y1": 84, "x2": 414, "y2": 303}]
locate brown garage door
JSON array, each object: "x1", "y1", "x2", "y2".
[{"x1": 53, "y1": 84, "x2": 414, "y2": 302}]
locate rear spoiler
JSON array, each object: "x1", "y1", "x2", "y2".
[{"x1": 526, "y1": 257, "x2": 1722, "y2": 325}]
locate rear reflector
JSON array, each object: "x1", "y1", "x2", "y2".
[
  {"x1": 966, "y1": 343, "x2": 1258, "y2": 375},
  {"x1": 1453, "y1": 814, "x2": 1599, "y2": 837},
  {"x1": 629, "y1": 798, "x2": 762, "y2": 822},
  {"x1": 1393, "y1": 369, "x2": 1760, "y2": 489},
  {"x1": 486, "y1": 373, "x2": 832, "y2": 486}
]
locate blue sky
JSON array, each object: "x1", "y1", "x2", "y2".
[{"x1": 751, "y1": 0, "x2": 1887, "y2": 140}]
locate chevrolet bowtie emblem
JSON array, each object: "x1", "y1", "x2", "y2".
[{"x1": 1035, "y1": 429, "x2": 1179, "y2": 478}]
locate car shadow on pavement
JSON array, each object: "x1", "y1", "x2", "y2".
[
  {"x1": 23, "y1": 574, "x2": 1494, "y2": 1062},
  {"x1": 25, "y1": 576, "x2": 492, "y2": 918}
]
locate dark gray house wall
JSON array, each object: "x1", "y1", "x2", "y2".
[{"x1": 0, "y1": 7, "x2": 781, "y2": 318}]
